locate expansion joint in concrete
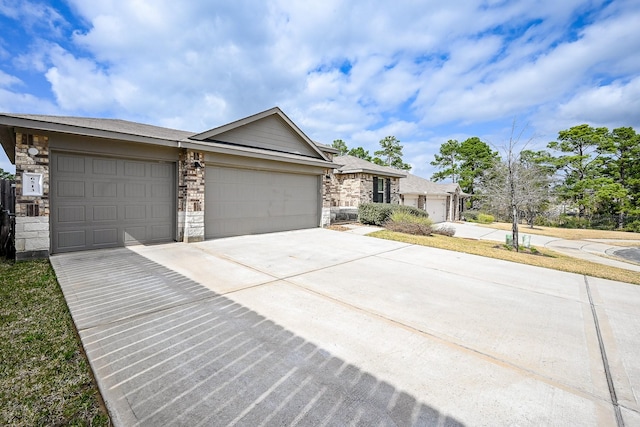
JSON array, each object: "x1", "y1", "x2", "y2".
[{"x1": 584, "y1": 275, "x2": 624, "y2": 427}]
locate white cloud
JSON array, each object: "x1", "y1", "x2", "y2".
[
  {"x1": 554, "y1": 77, "x2": 640, "y2": 128},
  {"x1": 1, "y1": 0, "x2": 639, "y2": 180},
  {"x1": 413, "y1": 3, "x2": 640, "y2": 128},
  {"x1": 0, "y1": 70, "x2": 21, "y2": 87},
  {"x1": 0, "y1": 0, "x2": 67, "y2": 37}
]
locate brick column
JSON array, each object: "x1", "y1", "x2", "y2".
[
  {"x1": 14, "y1": 133, "x2": 50, "y2": 260},
  {"x1": 178, "y1": 149, "x2": 205, "y2": 242}
]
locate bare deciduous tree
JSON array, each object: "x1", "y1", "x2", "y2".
[{"x1": 479, "y1": 122, "x2": 550, "y2": 251}]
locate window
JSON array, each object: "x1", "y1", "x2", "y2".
[{"x1": 373, "y1": 177, "x2": 391, "y2": 203}]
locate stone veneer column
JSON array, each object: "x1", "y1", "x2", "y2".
[
  {"x1": 390, "y1": 178, "x2": 401, "y2": 204},
  {"x1": 321, "y1": 169, "x2": 332, "y2": 227},
  {"x1": 14, "y1": 133, "x2": 50, "y2": 260},
  {"x1": 178, "y1": 149, "x2": 205, "y2": 242}
]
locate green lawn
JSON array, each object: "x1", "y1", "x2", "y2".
[{"x1": 0, "y1": 259, "x2": 109, "y2": 426}]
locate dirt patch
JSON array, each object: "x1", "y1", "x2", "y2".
[{"x1": 327, "y1": 225, "x2": 351, "y2": 232}]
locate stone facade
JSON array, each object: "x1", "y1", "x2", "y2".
[
  {"x1": 325, "y1": 172, "x2": 401, "y2": 223},
  {"x1": 418, "y1": 195, "x2": 426, "y2": 210},
  {"x1": 178, "y1": 149, "x2": 205, "y2": 242},
  {"x1": 14, "y1": 133, "x2": 50, "y2": 259},
  {"x1": 320, "y1": 169, "x2": 332, "y2": 227}
]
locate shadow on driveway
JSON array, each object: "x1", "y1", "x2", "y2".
[{"x1": 52, "y1": 248, "x2": 463, "y2": 427}]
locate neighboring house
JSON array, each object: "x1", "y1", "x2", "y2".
[
  {"x1": 399, "y1": 173, "x2": 466, "y2": 223},
  {"x1": 0, "y1": 107, "x2": 337, "y2": 260},
  {"x1": 325, "y1": 155, "x2": 407, "y2": 221}
]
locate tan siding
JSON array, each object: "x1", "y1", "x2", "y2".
[
  {"x1": 204, "y1": 152, "x2": 325, "y2": 175},
  {"x1": 213, "y1": 116, "x2": 319, "y2": 157}
]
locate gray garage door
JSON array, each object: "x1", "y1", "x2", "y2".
[
  {"x1": 205, "y1": 166, "x2": 319, "y2": 238},
  {"x1": 51, "y1": 152, "x2": 175, "y2": 253}
]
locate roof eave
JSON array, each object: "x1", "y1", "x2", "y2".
[
  {"x1": 400, "y1": 191, "x2": 449, "y2": 196},
  {"x1": 0, "y1": 115, "x2": 179, "y2": 148},
  {"x1": 335, "y1": 168, "x2": 406, "y2": 178},
  {"x1": 180, "y1": 139, "x2": 338, "y2": 169},
  {"x1": 315, "y1": 143, "x2": 339, "y2": 154},
  {"x1": 0, "y1": 124, "x2": 14, "y2": 163}
]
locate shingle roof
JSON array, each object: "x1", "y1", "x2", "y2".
[
  {"x1": 314, "y1": 142, "x2": 339, "y2": 154},
  {"x1": 332, "y1": 155, "x2": 407, "y2": 178},
  {"x1": 0, "y1": 113, "x2": 195, "y2": 141},
  {"x1": 399, "y1": 173, "x2": 466, "y2": 195}
]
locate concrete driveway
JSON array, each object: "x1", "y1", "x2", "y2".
[{"x1": 51, "y1": 228, "x2": 640, "y2": 426}]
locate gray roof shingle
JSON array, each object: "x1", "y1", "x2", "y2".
[
  {"x1": 332, "y1": 155, "x2": 407, "y2": 178},
  {"x1": 0, "y1": 113, "x2": 195, "y2": 141},
  {"x1": 399, "y1": 173, "x2": 466, "y2": 195}
]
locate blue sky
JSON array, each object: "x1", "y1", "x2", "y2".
[{"x1": 1, "y1": 0, "x2": 639, "y2": 180}]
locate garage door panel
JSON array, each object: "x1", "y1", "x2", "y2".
[
  {"x1": 125, "y1": 205, "x2": 146, "y2": 220},
  {"x1": 124, "y1": 227, "x2": 147, "y2": 243},
  {"x1": 124, "y1": 161, "x2": 146, "y2": 177},
  {"x1": 94, "y1": 228, "x2": 118, "y2": 245},
  {"x1": 151, "y1": 224, "x2": 173, "y2": 240},
  {"x1": 57, "y1": 155, "x2": 85, "y2": 173},
  {"x1": 152, "y1": 204, "x2": 172, "y2": 219},
  {"x1": 58, "y1": 181, "x2": 85, "y2": 197},
  {"x1": 152, "y1": 184, "x2": 171, "y2": 198},
  {"x1": 51, "y1": 152, "x2": 175, "y2": 253},
  {"x1": 151, "y1": 163, "x2": 171, "y2": 178},
  {"x1": 205, "y1": 166, "x2": 319, "y2": 239},
  {"x1": 58, "y1": 206, "x2": 86, "y2": 222},
  {"x1": 58, "y1": 230, "x2": 86, "y2": 249},
  {"x1": 93, "y1": 205, "x2": 116, "y2": 221},
  {"x1": 93, "y1": 182, "x2": 117, "y2": 197},
  {"x1": 92, "y1": 158, "x2": 117, "y2": 175},
  {"x1": 125, "y1": 183, "x2": 146, "y2": 198}
]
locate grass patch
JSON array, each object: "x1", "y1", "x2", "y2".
[
  {"x1": 479, "y1": 222, "x2": 640, "y2": 241},
  {"x1": 0, "y1": 259, "x2": 110, "y2": 426},
  {"x1": 370, "y1": 230, "x2": 640, "y2": 285}
]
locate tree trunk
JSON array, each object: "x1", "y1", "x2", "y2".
[
  {"x1": 512, "y1": 205, "x2": 519, "y2": 252},
  {"x1": 618, "y1": 210, "x2": 625, "y2": 230}
]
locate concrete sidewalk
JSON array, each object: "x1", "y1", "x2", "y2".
[
  {"x1": 439, "y1": 222, "x2": 640, "y2": 272},
  {"x1": 52, "y1": 228, "x2": 640, "y2": 426}
]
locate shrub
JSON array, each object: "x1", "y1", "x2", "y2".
[
  {"x1": 385, "y1": 211, "x2": 433, "y2": 235},
  {"x1": 358, "y1": 203, "x2": 394, "y2": 225},
  {"x1": 557, "y1": 214, "x2": 589, "y2": 229},
  {"x1": 433, "y1": 224, "x2": 456, "y2": 237},
  {"x1": 358, "y1": 203, "x2": 427, "y2": 226},
  {"x1": 625, "y1": 220, "x2": 640, "y2": 233},
  {"x1": 477, "y1": 213, "x2": 495, "y2": 224},
  {"x1": 396, "y1": 205, "x2": 429, "y2": 217},
  {"x1": 534, "y1": 215, "x2": 555, "y2": 227},
  {"x1": 463, "y1": 210, "x2": 479, "y2": 221}
]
